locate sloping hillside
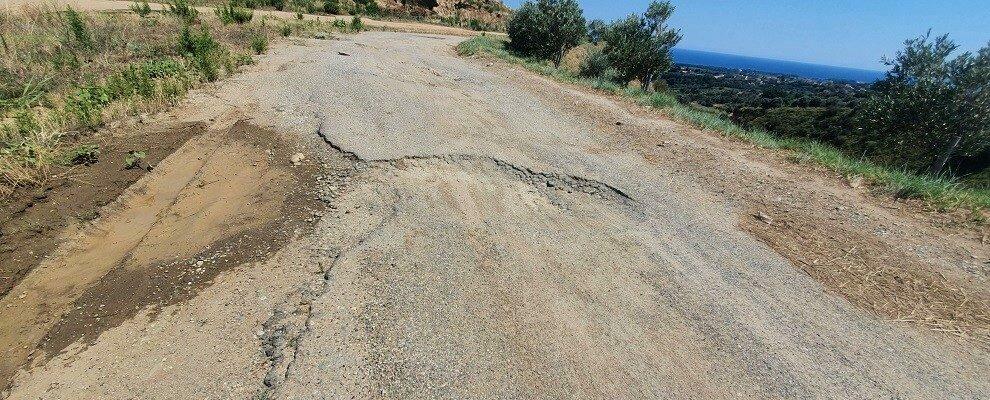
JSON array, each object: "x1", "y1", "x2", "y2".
[{"x1": 378, "y1": 0, "x2": 511, "y2": 28}]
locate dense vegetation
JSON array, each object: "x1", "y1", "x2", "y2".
[
  {"x1": 664, "y1": 35, "x2": 990, "y2": 187},
  {"x1": 662, "y1": 66, "x2": 868, "y2": 147},
  {"x1": 476, "y1": 0, "x2": 990, "y2": 212}
]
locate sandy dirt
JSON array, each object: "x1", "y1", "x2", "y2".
[{"x1": 1, "y1": 25, "x2": 989, "y2": 400}]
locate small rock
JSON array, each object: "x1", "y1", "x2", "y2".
[
  {"x1": 847, "y1": 175, "x2": 864, "y2": 189},
  {"x1": 291, "y1": 153, "x2": 306, "y2": 165},
  {"x1": 313, "y1": 32, "x2": 328, "y2": 39},
  {"x1": 755, "y1": 212, "x2": 774, "y2": 225},
  {"x1": 195, "y1": 260, "x2": 204, "y2": 267}
]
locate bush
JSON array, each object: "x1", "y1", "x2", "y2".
[
  {"x1": 507, "y1": 0, "x2": 586, "y2": 66},
  {"x1": 130, "y1": 0, "x2": 153, "y2": 17},
  {"x1": 578, "y1": 45, "x2": 610, "y2": 78},
  {"x1": 355, "y1": 0, "x2": 380, "y2": 16},
  {"x1": 178, "y1": 25, "x2": 221, "y2": 81},
  {"x1": 280, "y1": 24, "x2": 292, "y2": 36},
  {"x1": 349, "y1": 15, "x2": 364, "y2": 31},
  {"x1": 64, "y1": 7, "x2": 93, "y2": 50},
  {"x1": 323, "y1": 0, "x2": 343, "y2": 14},
  {"x1": 165, "y1": 0, "x2": 199, "y2": 24},
  {"x1": 216, "y1": 2, "x2": 254, "y2": 24},
  {"x1": 251, "y1": 34, "x2": 268, "y2": 54},
  {"x1": 599, "y1": 1, "x2": 681, "y2": 89}
]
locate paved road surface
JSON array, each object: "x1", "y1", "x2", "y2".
[{"x1": 5, "y1": 32, "x2": 988, "y2": 399}]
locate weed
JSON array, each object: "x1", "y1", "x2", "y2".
[
  {"x1": 349, "y1": 15, "x2": 363, "y2": 32},
  {"x1": 250, "y1": 33, "x2": 268, "y2": 54},
  {"x1": 215, "y1": 2, "x2": 254, "y2": 24},
  {"x1": 296, "y1": 12, "x2": 304, "y2": 20},
  {"x1": 124, "y1": 150, "x2": 146, "y2": 169},
  {"x1": 130, "y1": 0, "x2": 153, "y2": 17},
  {"x1": 279, "y1": 24, "x2": 292, "y2": 36},
  {"x1": 165, "y1": 0, "x2": 199, "y2": 24},
  {"x1": 62, "y1": 144, "x2": 99, "y2": 166},
  {"x1": 178, "y1": 24, "x2": 221, "y2": 81},
  {"x1": 64, "y1": 7, "x2": 93, "y2": 50}
]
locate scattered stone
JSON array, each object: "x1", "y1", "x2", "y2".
[
  {"x1": 755, "y1": 212, "x2": 774, "y2": 225},
  {"x1": 290, "y1": 153, "x2": 306, "y2": 165},
  {"x1": 847, "y1": 175, "x2": 864, "y2": 189},
  {"x1": 195, "y1": 260, "x2": 205, "y2": 267},
  {"x1": 313, "y1": 32, "x2": 328, "y2": 39}
]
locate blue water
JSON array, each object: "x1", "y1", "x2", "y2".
[{"x1": 671, "y1": 48, "x2": 885, "y2": 83}]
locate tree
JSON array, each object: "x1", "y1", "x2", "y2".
[
  {"x1": 856, "y1": 32, "x2": 990, "y2": 176},
  {"x1": 507, "y1": 0, "x2": 587, "y2": 66},
  {"x1": 587, "y1": 19, "x2": 606, "y2": 44},
  {"x1": 600, "y1": 1, "x2": 681, "y2": 90}
]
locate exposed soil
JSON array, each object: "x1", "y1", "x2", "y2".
[
  {"x1": 1, "y1": 27, "x2": 989, "y2": 399},
  {"x1": 0, "y1": 120, "x2": 325, "y2": 390},
  {"x1": 0, "y1": 123, "x2": 203, "y2": 297}
]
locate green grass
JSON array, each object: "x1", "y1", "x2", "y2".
[{"x1": 456, "y1": 35, "x2": 990, "y2": 213}]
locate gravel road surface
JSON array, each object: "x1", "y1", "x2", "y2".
[{"x1": 4, "y1": 32, "x2": 988, "y2": 399}]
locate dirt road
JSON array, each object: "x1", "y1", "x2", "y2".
[{"x1": 3, "y1": 31, "x2": 989, "y2": 398}]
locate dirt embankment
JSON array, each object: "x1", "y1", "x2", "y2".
[{"x1": 0, "y1": 120, "x2": 325, "y2": 389}]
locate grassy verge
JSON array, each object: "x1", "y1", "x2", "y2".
[
  {"x1": 0, "y1": 4, "x2": 360, "y2": 196},
  {"x1": 456, "y1": 35, "x2": 990, "y2": 214}
]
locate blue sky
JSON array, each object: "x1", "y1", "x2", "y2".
[{"x1": 502, "y1": 0, "x2": 990, "y2": 71}]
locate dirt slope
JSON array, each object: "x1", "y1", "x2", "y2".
[{"x1": 1, "y1": 31, "x2": 988, "y2": 399}]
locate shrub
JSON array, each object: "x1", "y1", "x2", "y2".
[
  {"x1": 64, "y1": 6, "x2": 94, "y2": 50},
  {"x1": 507, "y1": 0, "x2": 586, "y2": 66},
  {"x1": 349, "y1": 15, "x2": 364, "y2": 31},
  {"x1": 280, "y1": 24, "x2": 292, "y2": 36},
  {"x1": 251, "y1": 34, "x2": 268, "y2": 54},
  {"x1": 130, "y1": 0, "x2": 153, "y2": 17},
  {"x1": 266, "y1": 0, "x2": 286, "y2": 11},
  {"x1": 63, "y1": 144, "x2": 99, "y2": 166},
  {"x1": 165, "y1": 0, "x2": 199, "y2": 23},
  {"x1": 216, "y1": 2, "x2": 254, "y2": 24},
  {"x1": 599, "y1": 1, "x2": 681, "y2": 90},
  {"x1": 323, "y1": 0, "x2": 343, "y2": 14},
  {"x1": 178, "y1": 25, "x2": 221, "y2": 81},
  {"x1": 354, "y1": 0, "x2": 380, "y2": 16},
  {"x1": 578, "y1": 45, "x2": 610, "y2": 78}
]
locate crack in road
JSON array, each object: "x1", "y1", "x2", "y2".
[{"x1": 316, "y1": 126, "x2": 634, "y2": 205}]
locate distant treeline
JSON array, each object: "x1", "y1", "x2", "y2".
[
  {"x1": 505, "y1": 0, "x2": 990, "y2": 186},
  {"x1": 662, "y1": 66, "x2": 867, "y2": 151}
]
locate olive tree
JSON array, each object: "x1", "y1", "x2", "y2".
[
  {"x1": 600, "y1": 1, "x2": 681, "y2": 90},
  {"x1": 507, "y1": 0, "x2": 587, "y2": 66},
  {"x1": 856, "y1": 32, "x2": 990, "y2": 175}
]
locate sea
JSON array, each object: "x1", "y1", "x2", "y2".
[{"x1": 671, "y1": 48, "x2": 886, "y2": 83}]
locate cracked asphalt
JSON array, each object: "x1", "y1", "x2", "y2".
[{"x1": 5, "y1": 32, "x2": 989, "y2": 399}]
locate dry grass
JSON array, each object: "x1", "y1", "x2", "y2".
[
  {"x1": 743, "y1": 211, "x2": 990, "y2": 345},
  {"x1": 0, "y1": 5, "x2": 290, "y2": 196}
]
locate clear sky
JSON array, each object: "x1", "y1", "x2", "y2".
[{"x1": 502, "y1": 0, "x2": 990, "y2": 71}]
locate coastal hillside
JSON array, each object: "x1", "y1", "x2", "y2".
[{"x1": 382, "y1": 0, "x2": 511, "y2": 26}]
